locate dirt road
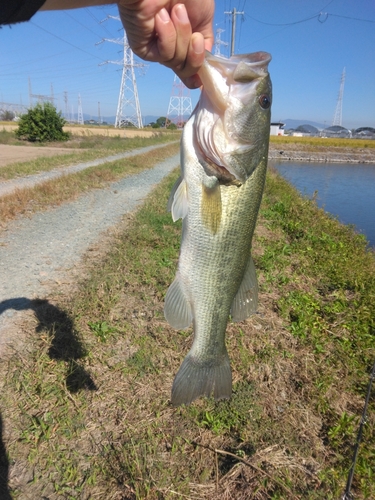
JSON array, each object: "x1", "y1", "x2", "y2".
[{"x1": 0, "y1": 144, "x2": 85, "y2": 167}]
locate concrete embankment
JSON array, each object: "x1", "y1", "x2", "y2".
[{"x1": 268, "y1": 142, "x2": 375, "y2": 164}]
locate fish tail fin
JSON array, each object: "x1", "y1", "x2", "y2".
[{"x1": 171, "y1": 351, "x2": 232, "y2": 406}]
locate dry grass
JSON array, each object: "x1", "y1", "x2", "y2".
[{"x1": 0, "y1": 142, "x2": 179, "y2": 230}]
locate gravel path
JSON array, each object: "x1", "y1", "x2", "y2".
[
  {"x1": 0, "y1": 152, "x2": 179, "y2": 354},
  {"x1": 0, "y1": 142, "x2": 177, "y2": 197}
]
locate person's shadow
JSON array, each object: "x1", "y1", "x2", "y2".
[
  {"x1": 0, "y1": 412, "x2": 11, "y2": 500},
  {"x1": 0, "y1": 297, "x2": 97, "y2": 392},
  {"x1": 0, "y1": 297, "x2": 97, "y2": 495}
]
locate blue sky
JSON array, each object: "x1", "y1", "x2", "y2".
[{"x1": 1, "y1": 0, "x2": 374, "y2": 128}]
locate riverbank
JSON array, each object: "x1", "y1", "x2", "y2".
[
  {"x1": 268, "y1": 141, "x2": 375, "y2": 163},
  {"x1": 1, "y1": 159, "x2": 374, "y2": 499}
]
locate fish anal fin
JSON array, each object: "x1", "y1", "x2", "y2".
[
  {"x1": 201, "y1": 182, "x2": 222, "y2": 234},
  {"x1": 167, "y1": 176, "x2": 188, "y2": 222},
  {"x1": 171, "y1": 351, "x2": 232, "y2": 406},
  {"x1": 164, "y1": 275, "x2": 192, "y2": 330},
  {"x1": 231, "y1": 255, "x2": 258, "y2": 322}
]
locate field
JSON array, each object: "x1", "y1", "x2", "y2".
[{"x1": 0, "y1": 133, "x2": 374, "y2": 499}]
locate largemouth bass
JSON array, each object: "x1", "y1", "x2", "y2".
[{"x1": 165, "y1": 51, "x2": 272, "y2": 406}]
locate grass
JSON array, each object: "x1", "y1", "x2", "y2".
[
  {"x1": 1, "y1": 159, "x2": 375, "y2": 498},
  {"x1": 0, "y1": 142, "x2": 180, "y2": 228},
  {"x1": 0, "y1": 130, "x2": 179, "y2": 180}
]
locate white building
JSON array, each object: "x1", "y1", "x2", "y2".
[{"x1": 270, "y1": 122, "x2": 285, "y2": 136}]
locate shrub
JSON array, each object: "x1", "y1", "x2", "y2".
[{"x1": 16, "y1": 102, "x2": 70, "y2": 142}]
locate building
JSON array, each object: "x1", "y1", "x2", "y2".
[{"x1": 270, "y1": 122, "x2": 285, "y2": 136}]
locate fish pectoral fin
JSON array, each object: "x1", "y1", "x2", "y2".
[
  {"x1": 167, "y1": 176, "x2": 188, "y2": 222},
  {"x1": 231, "y1": 255, "x2": 259, "y2": 322},
  {"x1": 164, "y1": 275, "x2": 193, "y2": 330},
  {"x1": 201, "y1": 181, "x2": 222, "y2": 234}
]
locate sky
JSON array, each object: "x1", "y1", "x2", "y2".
[{"x1": 1, "y1": 0, "x2": 374, "y2": 129}]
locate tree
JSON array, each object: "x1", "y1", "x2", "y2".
[
  {"x1": 0, "y1": 110, "x2": 15, "y2": 121},
  {"x1": 16, "y1": 102, "x2": 70, "y2": 142},
  {"x1": 156, "y1": 116, "x2": 167, "y2": 128}
]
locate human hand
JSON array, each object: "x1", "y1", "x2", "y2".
[{"x1": 117, "y1": 0, "x2": 214, "y2": 88}]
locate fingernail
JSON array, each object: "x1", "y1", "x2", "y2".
[
  {"x1": 192, "y1": 34, "x2": 204, "y2": 54},
  {"x1": 185, "y1": 74, "x2": 202, "y2": 89},
  {"x1": 158, "y1": 8, "x2": 170, "y2": 23},
  {"x1": 175, "y1": 4, "x2": 189, "y2": 24}
]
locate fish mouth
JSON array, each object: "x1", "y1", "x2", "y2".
[{"x1": 194, "y1": 51, "x2": 271, "y2": 184}]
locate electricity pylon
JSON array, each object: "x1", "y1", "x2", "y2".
[
  {"x1": 332, "y1": 67, "x2": 346, "y2": 127},
  {"x1": 97, "y1": 17, "x2": 145, "y2": 128},
  {"x1": 214, "y1": 28, "x2": 228, "y2": 56},
  {"x1": 166, "y1": 76, "x2": 193, "y2": 128},
  {"x1": 77, "y1": 93, "x2": 84, "y2": 125}
]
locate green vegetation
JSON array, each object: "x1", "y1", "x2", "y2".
[
  {"x1": 1, "y1": 161, "x2": 374, "y2": 498},
  {"x1": 16, "y1": 102, "x2": 70, "y2": 142}
]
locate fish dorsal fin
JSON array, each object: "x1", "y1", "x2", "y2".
[
  {"x1": 231, "y1": 255, "x2": 258, "y2": 321},
  {"x1": 164, "y1": 275, "x2": 193, "y2": 330},
  {"x1": 167, "y1": 176, "x2": 188, "y2": 222}
]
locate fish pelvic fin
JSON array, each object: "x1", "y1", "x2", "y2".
[
  {"x1": 201, "y1": 182, "x2": 222, "y2": 234},
  {"x1": 231, "y1": 254, "x2": 258, "y2": 321},
  {"x1": 167, "y1": 176, "x2": 188, "y2": 222},
  {"x1": 171, "y1": 351, "x2": 232, "y2": 406},
  {"x1": 164, "y1": 275, "x2": 193, "y2": 330}
]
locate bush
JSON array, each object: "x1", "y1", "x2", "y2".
[{"x1": 16, "y1": 102, "x2": 70, "y2": 142}]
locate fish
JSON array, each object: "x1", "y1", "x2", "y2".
[{"x1": 164, "y1": 50, "x2": 272, "y2": 406}]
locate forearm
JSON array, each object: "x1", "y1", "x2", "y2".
[{"x1": 40, "y1": 0, "x2": 116, "y2": 10}]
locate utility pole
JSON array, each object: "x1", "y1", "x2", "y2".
[
  {"x1": 98, "y1": 102, "x2": 101, "y2": 124},
  {"x1": 224, "y1": 8, "x2": 244, "y2": 56}
]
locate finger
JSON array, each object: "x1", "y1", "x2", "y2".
[
  {"x1": 174, "y1": 33, "x2": 205, "y2": 88},
  {"x1": 169, "y1": 4, "x2": 192, "y2": 69},
  {"x1": 153, "y1": 8, "x2": 177, "y2": 62}
]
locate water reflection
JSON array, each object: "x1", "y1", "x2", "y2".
[{"x1": 270, "y1": 161, "x2": 375, "y2": 247}]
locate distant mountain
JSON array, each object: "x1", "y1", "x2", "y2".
[{"x1": 281, "y1": 119, "x2": 327, "y2": 130}]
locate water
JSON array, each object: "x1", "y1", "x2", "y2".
[{"x1": 270, "y1": 161, "x2": 375, "y2": 248}]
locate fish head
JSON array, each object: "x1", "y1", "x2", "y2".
[{"x1": 195, "y1": 51, "x2": 272, "y2": 184}]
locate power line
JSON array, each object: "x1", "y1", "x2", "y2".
[
  {"x1": 29, "y1": 21, "x2": 108, "y2": 63},
  {"x1": 246, "y1": 11, "x2": 375, "y2": 27}
]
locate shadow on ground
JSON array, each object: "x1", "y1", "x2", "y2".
[
  {"x1": 0, "y1": 297, "x2": 97, "y2": 393},
  {"x1": 0, "y1": 413, "x2": 11, "y2": 500}
]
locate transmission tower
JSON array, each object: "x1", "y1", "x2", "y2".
[
  {"x1": 97, "y1": 17, "x2": 145, "y2": 128},
  {"x1": 214, "y1": 28, "x2": 228, "y2": 56},
  {"x1": 63, "y1": 91, "x2": 70, "y2": 122},
  {"x1": 166, "y1": 76, "x2": 193, "y2": 128},
  {"x1": 28, "y1": 77, "x2": 55, "y2": 107},
  {"x1": 77, "y1": 93, "x2": 84, "y2": 124},
  {"x1": 332, "y1": 67, "x2": 346, "y2": 127}
]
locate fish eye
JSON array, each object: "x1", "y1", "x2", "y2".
[{"x1": 259, "y1": 94, "x2": 271, "y2": 109}]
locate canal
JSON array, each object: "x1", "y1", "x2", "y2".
[{"x1": 270, "y1": 161, "x2": 375, "y2": 248}]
